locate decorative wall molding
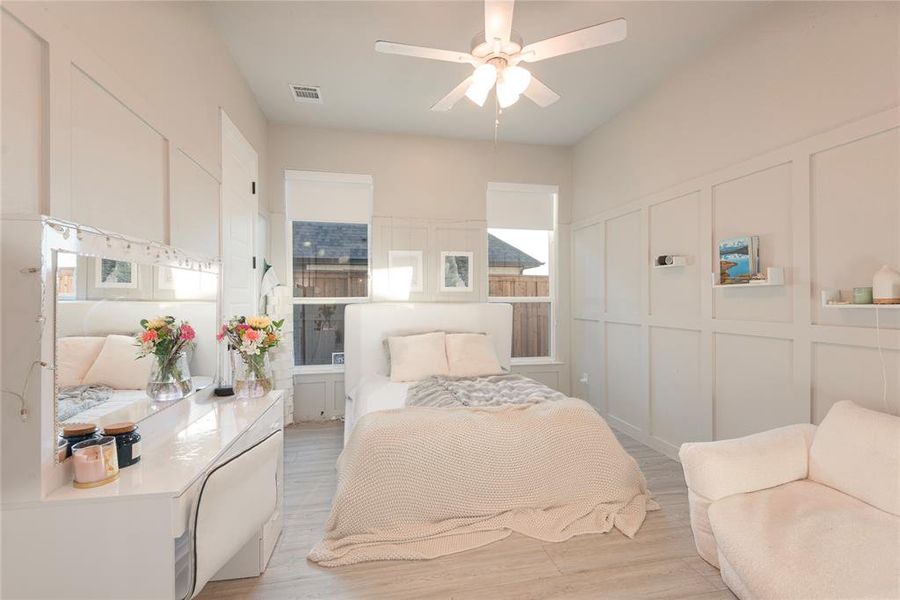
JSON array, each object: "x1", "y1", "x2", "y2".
[{"x1": 570, "y1": 106, "x2": 900, "y2": 460}]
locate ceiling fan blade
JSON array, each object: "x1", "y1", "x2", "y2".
[
  {"x1": 523, "y1": 76, "x2": 560, "y2": 108},
  {"x1": 484, "y1": 0, "x2": 515, "y2": 45},
  {"x1": 430, "y1": 76, "x2": 474, "y2": 112},
  {"x1": 519, "y1": 17, "x2": 626, "y2": 63},
  {"x1": 375, "y1": 40, "x2": 475, "y2": 65}
]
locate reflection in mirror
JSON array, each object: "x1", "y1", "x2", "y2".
[{"x1": 54, "y1": 251, "x2": 217, "y2": 454}]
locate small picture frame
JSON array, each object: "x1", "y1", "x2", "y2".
[
  {"x1": 157, "y1": 266, "x2": 176, "y2": 290},
  {"x1": 331, "y1": 352, "x2": 345, "y2": 366},
  {"x1": 388, "y1": 250, "x2": 424, "y2": 293},
  {"x1": 95, "y1": 258, "x2": 138, "y2": 289},
  {"x1": 440, "y1": 251, "x2": 473, "y2": 292}
]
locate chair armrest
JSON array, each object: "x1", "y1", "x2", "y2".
[{"x1": 679, "y1": 423, "x2": 817, "y2": 501}]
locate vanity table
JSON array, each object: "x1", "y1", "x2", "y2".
[
  {"x1": 3, "y1": 389, "x2": 285, "y2": 600},
  {"x1": 0, "y1": 217, "x2": 286, "y2": 599}
]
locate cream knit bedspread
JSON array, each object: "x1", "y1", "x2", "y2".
[{"x1": 308, "y1": 397, "x2": 658, "y2": 567}]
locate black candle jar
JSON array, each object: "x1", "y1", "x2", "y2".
[
  {"x1": 101, "y1": 422, "x2": 142, "y2": 468},
  {"x1": 60, "y1": 423, "x2": 101, "y2": 459}
]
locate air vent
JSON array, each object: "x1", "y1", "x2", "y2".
[{"x1": 289, "y1": 84, "x2": 323, "y2": 104}]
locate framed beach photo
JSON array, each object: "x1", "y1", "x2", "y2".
[
  {"x1": 94, "y1": 258, "x2": 138, "y2": 289},
  {"x1": 440, "y1": 251, "x2": 473, "y2": 292},
  {"x1": 388, "y1": 250, "x2": 424, "y2": 293},
  {"x1": 718, "y1": 236, "x2": 759, "y2": 284}
]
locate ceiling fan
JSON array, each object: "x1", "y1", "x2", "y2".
[{"x1": 375, "y1": 0, "x2": 626, "y2": 111}]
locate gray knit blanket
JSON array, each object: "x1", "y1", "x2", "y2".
[
  {"x1": 57, "y1": 385, "x2": 112, "y2": 421},
  {"x1": 407, "y1": 373, "x2": 566, "y2": 408}
]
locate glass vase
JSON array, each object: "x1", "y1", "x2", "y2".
[
  {"x1": 146, "y1": 352, "x2": 193, "y2": 402},
  {"x1": 232, "y1": 350, "x2": 273, "y2": 398}
]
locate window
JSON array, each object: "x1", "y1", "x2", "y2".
[
  {"x1": 486, "y1": 183, "x2": 557, "y2": 362},
  {"x1": 287, "y1": 171, "x2": 372, "y2": 370}
]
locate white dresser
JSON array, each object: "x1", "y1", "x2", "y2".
[{"x1": 1, "y1": 390, "x2": 285, "y2": 600}]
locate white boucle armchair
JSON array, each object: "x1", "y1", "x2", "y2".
[{"x1": 679, "y1": 401, "x2": 900, "y2": 600}]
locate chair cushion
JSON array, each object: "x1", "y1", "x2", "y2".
[
  {"x1": 709, "y1": 480, "x2": 900, "y2": 600},
  {"x1": 809, "y1": 400, "x2": 900, "y2": 516}
]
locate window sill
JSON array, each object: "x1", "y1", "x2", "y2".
[
  {"x1": 293, "y1": 365, "x2": 345, "y2": 376},
  {"x1": 510, "y1": 359, "x2": 564, "y2": 367}
]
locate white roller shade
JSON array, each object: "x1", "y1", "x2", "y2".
[
  {"x1": 487, "y1": 183, "x2": 556, "y2": 230},
  {"x1": 285, "y1": 170, "x2": 372, "y2": 224}
]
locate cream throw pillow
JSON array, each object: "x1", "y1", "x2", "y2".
[
  {"x1": 387, "y1": 332, "x2": 449, "y2": 382},
  {"x1": 445, "y1": 333, "x2": 503, "y2": 378},
  {"x1": 56, "y1": 336, "x2": 107, "y2": 387},
  {"x1": 82, "y1": 334, "x2": 153, "y2": 390}
]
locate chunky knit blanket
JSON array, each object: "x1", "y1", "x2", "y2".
[
  {"x1": 407, "y1": 373, "x2": 566, "y2": 408},
  {"x1": 308, "y1": 397, "x2": 658, "y2": 567}
]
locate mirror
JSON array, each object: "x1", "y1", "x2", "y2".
[{"x1": 54, "y1": 250, "x2": 218, "y2": 450}]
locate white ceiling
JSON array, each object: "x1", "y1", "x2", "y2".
[{"x1": 208, "y1": 1, "x2": 765, "y2": 146}]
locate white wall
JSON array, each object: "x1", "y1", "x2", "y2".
[
  {"x1": 573, "y1": 1, "x2": 900, "y2": 219},
  {"x1": 570, "y1": 1, "x2": 900, "y2": 458},
  {"x1": 267, "y1": 124, "x2": 573, "y2": 419},
  {"x1": 0, "y1": 2, "x2": 266, "y2": 502}
]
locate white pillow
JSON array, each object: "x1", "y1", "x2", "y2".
[
  {"x1": 56, "y1": 336, "x2": 106, "y2": 387},
  {"x1": 445, "y1": 333, "x2": 503, "y2": 378},
  {"x1": 387, "y1": 332, "x2": 449, "y2": 382},
  {"x1": 81, "y1": 334, "x2": 153, "y2": 390}
]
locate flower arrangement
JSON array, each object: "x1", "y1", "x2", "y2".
[
  {"x1": 217, "y1": 316, "x2": 284, "y2": 397},
  {"x1": 135, "y1": 316, "x2": 195, "y2": 401}
]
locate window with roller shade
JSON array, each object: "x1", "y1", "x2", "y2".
[
  {"x1": 486, "y1": 183, "x2": 557, "y2": 361},
  {"x1": 286, "y1": 171, "x2": 372, "y2": 370}
]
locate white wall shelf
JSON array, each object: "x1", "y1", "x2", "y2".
[
  {"x1": 653, "y1": 255, "x2": 688, "y2": 268},
  {"x1": 712, "y1": 267, "x2": 784, "y2": 288},
  {"x1": 822, "y1": 302, "x2": 900, "y2": 309}
]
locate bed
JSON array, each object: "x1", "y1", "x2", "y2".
[
  {"x1": 310, "y1": 302, "x2": 657, "y2": 567},
  {"x1": 342, "y1": 302, "x2": 513, "y2": 443}
]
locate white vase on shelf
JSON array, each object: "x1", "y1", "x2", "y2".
[{"x1": 873, "y1": 265, "x2": 900, "y2": 304}]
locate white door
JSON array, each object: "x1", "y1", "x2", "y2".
[{"x1": 221, "y1": 111, "x2": 259, "y2": 322}]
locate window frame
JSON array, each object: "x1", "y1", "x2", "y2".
[
  {"x1": 485, "y1": 183, "x2": 559, "y2": 365},
  {"x1": 286, "y1": 171, "x2": 373, "y2": 375}
]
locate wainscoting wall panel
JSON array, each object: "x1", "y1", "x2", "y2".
[
  {"x1": 605, "y1": 322, "x2": 645, "y2": 435},
  {"x1": 812, "y1": 342, "x2": 900, "y2": 423},
  {"x1": 714, "y1": 333, "x2": 797, "y2": 440},
  {"x1": 0, "y1": 13, "x2": 45, "y2": 216},
  {"x1": 570, "y1": 107, "x2": 900, "y2": 459},
  {"x1": 70, "y1": 67, "x2": 168, "y2": 241},
  {"x1": 650, "y1": 326, "x2": 705, "y2": 450},
  {"x1": 712, "y1": 163, "x2": 793, "y2": 324},
  {"x1": 649, "y1": 192, "x2": 701, "y2": 321},
  {"x1": 605, "y1": 211, "x2": 642, "y2": 319},
  {"x1": 811, "y1": 126, "x2": 900, "y2": 330},
  {"x1": 572, "y1": 222, "x2": 604, "y2": 320},
  {"x1": 172, "y1": 150, "x2": 219, "y2": 257}
]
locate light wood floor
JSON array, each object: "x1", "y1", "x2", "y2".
[{"x1": 199, "y1": 422, "x2": 735, "y2": 600}]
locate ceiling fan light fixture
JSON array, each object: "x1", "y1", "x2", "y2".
[
  {"x1": 465, "y1": 63, "x2": 497, "y2": 106},
  {"x1": 501, "y1": 65, "x2": 531, "y2": 96},
  {"x1": 465, "y1": 81, "x2": 492, "y2": 106},
  {"x1": 495, "y1": 80, "x2": 520, "y2": 108}
]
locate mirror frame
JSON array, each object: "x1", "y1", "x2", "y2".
[{"x1": 44, "y1": 218, "x2": 220, "y2": 461}]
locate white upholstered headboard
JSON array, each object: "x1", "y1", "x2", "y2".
[{"x1": 344, "y1": 302, "x2": 512, "y2": 394}]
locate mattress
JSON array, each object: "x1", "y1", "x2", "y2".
[{"x1": 344, "y1": 375, "x2": 410, "y2": 445}]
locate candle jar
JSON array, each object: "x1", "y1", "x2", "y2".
[
  {"x1": 102, "y1": 422, "x2": 142, "y2": 468},
  {"x1": 60, "y1": 423, "x2": 101, "y2": 459},
  {"x1": 71, "y1": 436, "x2": 119, "y2": 488}
]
